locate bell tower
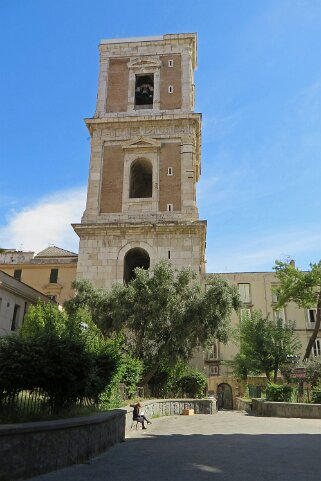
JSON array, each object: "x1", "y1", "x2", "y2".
[{"x1": 73, "y1": 33, "x2": 206, "y2": 288}]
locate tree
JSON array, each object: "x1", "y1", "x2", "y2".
[
  {"x1": 177, "y1": 369, "x2": 208, "y2": 398},
  {"x1": 274, "y1": 260, "x2": 321, "y2": 360},
  {"x1": 67, "y1": 261, "x2": 240, "y2": 387},
  {"x1": 0, "y1": 302, "x2": 117, "y2": 407},
  {"x1": 233, "y1": 310, "x2": 301, "y2": 382},
  {"x1": 64, "y1": 279, "x2": 112, "y2": 333}
]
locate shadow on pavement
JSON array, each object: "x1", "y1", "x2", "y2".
[{"x1": 29, "y1": 432, "x2": 321, "y2": 481}]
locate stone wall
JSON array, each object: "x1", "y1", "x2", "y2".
[
  {"x1": 235, "y1": 397, "x2": 252, "y2": 413},
  {"x1": 75, "y1": 221, "x2": 206, "y2": 289},
  {"x1": 126, "y1": 398, "x2": 217, "y2": 426},
  {"x1": 0, "y1": 399, "x2": 216, "y2": 481},
  {"x1": 251, "y1": 399, "x2": 321, "y2": 419},
  {"x1": 0, "y1": 410, "x2": 125, "y2": 481}
]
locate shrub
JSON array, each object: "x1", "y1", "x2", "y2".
[
  {"x1": 305, "y1": 358, "x2": 321, "y2": 388},
  {"x1": 0, "y1": 303, "x2": 118, "y2": 409},
  {"x1": 311, "y1": 388, "x2": 321, "y2": 404},
  {"x1": 0, "y1": 333, "x2": 116, "y2": 408},
  {"x1": 120, "y1": 356, "x2": 144, "y2": 399},
  {"x1": 177, "y1": 369, "x2": 207, "y2": 398},
  {"x1": 266, "y1": 383, "x2": 293, "y2": 402}
]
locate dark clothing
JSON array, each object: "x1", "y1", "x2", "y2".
[
  {"x1": 132, "y1": 405, "x2": 140, "y2": 420},
  {"x1": 130, "y1": 404, "x2": 150, "y2": 428}
]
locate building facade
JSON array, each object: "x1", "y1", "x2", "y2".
[
  {"x1": 71, "y1": 32, "x2": 320, "y2": 405},
  {"x1": 0, "y1": 247, "x2": 77, "y2": 305},
  {"x1": 3, "y1": 33, "x2": 319, "y2": 405},
  {"x1": 73, "y1": 34, "x2": 206, "y2": 289},
  {"x1": 0, "y1": 270, "x2": 54, "y2": 336}
]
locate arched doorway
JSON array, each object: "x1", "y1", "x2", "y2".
[
  {"x1": 129, "y1": 159, "x2": 152, "y2": 198},
  {"x1": 123, "y1": 248, "x2": 150, "y2": 283},
  {"x1": 217, "y1": 383, "x2": 233, "y2": 410}
]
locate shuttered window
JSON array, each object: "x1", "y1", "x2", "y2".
[{"x1": 238, "y1": 283, "x2": 251, "y2": 303}]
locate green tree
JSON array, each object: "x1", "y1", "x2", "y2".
[
  {"x1": 177, "y1": 369, "x2": 207, "y2": 398},
  {"x1": 1, "y1": 302, "x2": 117, "y2": 407},
  {"x1": 64, "y1": 279, "x2": 113, "y2": 333},
  {"x1": 274, "y1": 260, "x2": 321, "y2": 360},
  {"x1": 66, "y1": 261, "x2": 240, "y2": 387},
  {"x1": 305, "y1": 358, "x2": 321, "y2": 387},
  {"x1": 233, "y1": 310, "x2": 301, "y2": 382}
]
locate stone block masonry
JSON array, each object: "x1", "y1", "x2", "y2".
[{"x1": 0, "y1": 399, "x2": 216, "y2": 481}]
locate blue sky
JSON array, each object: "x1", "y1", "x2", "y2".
[{"x1": 0, "y1": 0, "x2": 320, "y2": 272}]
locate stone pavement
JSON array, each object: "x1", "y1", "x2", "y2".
[{"x1": 28, "y1": 411, "x2": 321, "y2": 481}]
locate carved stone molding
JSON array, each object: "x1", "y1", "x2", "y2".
[{"x1": 122, "y1": 136, "x2": 161, "y2": 150}]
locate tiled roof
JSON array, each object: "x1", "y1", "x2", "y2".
[{"x1": 35, "y1": 246, "x2": 78, "y2": 258}]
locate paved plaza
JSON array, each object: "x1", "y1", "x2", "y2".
[{"x1": 28, "y1": 411, "x2": 321, "y2": 481}]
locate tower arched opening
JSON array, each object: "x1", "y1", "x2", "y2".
[
  {"x1": 123, "y1": 247, "x2": 150, "y2": 283},
  {"x1": 129, "y1": 159, "x2": 152, "y2": 198}
]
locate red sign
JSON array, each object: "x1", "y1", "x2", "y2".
[{"x1": 290, "y1": 367, "x2": 306, "y2": 379}]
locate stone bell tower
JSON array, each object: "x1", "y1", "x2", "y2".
[{"x1": 73, "y1": 33, "x2": 206, "y2": 289}]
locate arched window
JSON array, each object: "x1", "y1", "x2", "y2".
[
  {"x1": 123, "y1": 248, "x2": 150, "y2": 283},
  {"x1": 129, "y1": 159, "x2": 152, "y2": 198},
  {"x1": 135, "y1": 74, "x2": 154, "y2": 107}
]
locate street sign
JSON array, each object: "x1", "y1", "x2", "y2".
[{"x1": 290, "y1": 367, "x2": 306, "y2": 379}]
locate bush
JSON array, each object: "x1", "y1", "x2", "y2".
[
  {"x1": 120, "y1": 356, "x2": 144, "y2": 399},
  {"x1": 177, "y1": 369, "x2": 207, "y2": 398},
  {"x1": 0, "y1": 333, "x2": 116, "y2": 408},
  {"x1": 0, "y1": 303, "x2": 118, "y2": 409},
  {"x1": 266, "y1": 383, "x2": 293, "y2": 402},
  {"x1": 305, "y1": 358, "x2": 321, "y2": 388},
  {"x1": 148, "y1": 362, "x2": 188, "y2": 398},
  {"x1": 311, "y1": 388, "x2": 321, "y2": 404}
]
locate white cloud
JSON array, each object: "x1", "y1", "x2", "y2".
[{"x1": 0, "y1": 186, "x2": 87, "y2": 254}]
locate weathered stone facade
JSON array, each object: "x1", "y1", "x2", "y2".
[{"x1": 73, "y1": 33, "x2": 206, "y2": 289}]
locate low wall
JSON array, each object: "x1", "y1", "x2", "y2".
[
  {"x1": 125, "y1": 399, "x2": 217, "y2": 429},
  {"x1": 235, "y1": 397, "x2": 252, "y2": 413},
  {"x1": 252, "y1": 399, "x2": 321, "y2": 419},
  {"x1": 0, "y1": 399, "x2": 216, "y2": 481},
  {"x1": 0, "y1": 410, "x2": 125, "y2": 481}
]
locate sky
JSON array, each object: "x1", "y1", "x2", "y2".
[{"x1": 0, "y1": 0, "x2": 320, "y2": 273}]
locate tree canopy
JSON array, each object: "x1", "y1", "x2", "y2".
[
  {"x1": 66, "y1": 260, "x2": 240, "y2": 386},
  {"x1": 232, "y1": 309, "x2": 301, "y2": 382},
  {"x1": 274, "y1": 260, "x2": 321, "y2": 359},
  {"x1": 0, "y1": 302, "x2": 117, "y2": 407}
]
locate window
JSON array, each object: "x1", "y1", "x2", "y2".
[
  {"x1": 313, "y1": 339, "x2": 321, "y2": 357},
  {"x1": 168, "y1": 59, "x2": 174, "y2": 67},
  {"x1": 47, "y1": 295, "x2": 57, "y2": 302},
  {"x1": 271, "y1": 287, "x2": 279, "y2": 303},
  {"x1": 240, "y1": 308, "x2": 251, "y2": 320},
  {"x1": 168, "y1": 85, "x2": 174, "y2": 94},
  {"x1": 167, "y1": 204, "x2": 173, "y2": 212},
  {"x1": 14, "y1": 269, "x2": 22, "y2": 281},
  {"x1": 209, "y1": 365, "x2": 219, "y2": 376},
  {"x1": 274, "y1": 308, "x2": 286, "y2": 325},
  {"x1": 168, "y1": 250, "x2": 171, "y2": 260},
  {"x1": 129, "y1": 159, "x2": 153, "y2": 198},
  {"x1": 135, "y1": 74, "x2": 154, "y2": 108},
  {"x1": 11, "y1": 304, "x2": 20, "y2": 331},
  {"x1": 49, "y1": 268, "x2": 58, "y2": 283},
  {"x1": 167, "y1": 167, "x2": 173, "y2": 176},
  {"x1": 238, "y1": 283, "x2": 251, "y2": 303},
  {"x1": 207, "y1": 342, "x2": 219, "y2": 360},
  {"x1": 307, "y1": 309, "x2": 317, "y2": 324}
]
